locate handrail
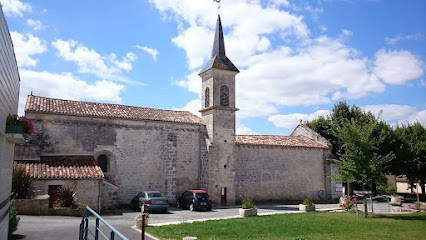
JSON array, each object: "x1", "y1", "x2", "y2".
[{"x1": 79, "y1": 206, "x2": 128, "y2": 240}]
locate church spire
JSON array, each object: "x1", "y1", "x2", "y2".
[
  {"x1": 199, "y1": 15, "x2": 239, "y2": 74},
  {"x1": 211, "y1": 15, "x2": 226, "y2": 58}
]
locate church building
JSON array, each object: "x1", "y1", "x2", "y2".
[{"x1": 15, "y1": 15, "x2": 340, "y2": 211}]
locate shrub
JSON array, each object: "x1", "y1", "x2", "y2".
[
  {"x1": 302, "y1": 196, "x2": 313, "y2": 206},
  {"x1": 339, "y1": 195, "x2": 355, "y2": 210},
  {"x1": 377, "y1": 184, "x2": 397, "y2": 195},
  {"x1": 6, "y1": 114, "x2": 34, "y2": 134},
  {"x1": 12, "y1": 167, "x2": 33, "y2": 199},
  {"x1": 241, "y1": 198, "x2": 255, "y2": 209},
  {"x1": 9, "y1": 207, "x2": 20, "y2": 234},
  {"x1": 57, "y1": 184, "x2": 77, "y2": 207}
]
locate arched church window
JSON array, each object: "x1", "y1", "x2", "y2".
[
  {"x1": 220, "y1": 85, "x2": 229, "y2": 107},
  {"x1": 97, "y1": 154, "x2": 108, "y2": 172},
  {"x1": 205, "y1": 87, "x2": 210, "y2": 107}
]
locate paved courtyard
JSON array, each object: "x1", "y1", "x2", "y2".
[{"x1": 11, "y1": 202, "x2": 397, "y2": 240}]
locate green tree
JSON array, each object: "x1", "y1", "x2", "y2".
[
  {"x1": 306, "y1": 102, "x2": 381, "y2": 194},
  {"x1": 331, "y1": 120, "x2": 393, "y2": 217},
  {"x1": 395, "y1": 123, "x2": 426, "y2": 200}
]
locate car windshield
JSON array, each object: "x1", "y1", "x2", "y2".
[
  {"x1": 196, "y1": 193, "x2": 208, "y2": 199},
  {"x1": 147, "y1": 192, "x2": 162, "y2": 198}
]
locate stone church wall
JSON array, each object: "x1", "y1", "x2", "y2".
[
  {"x1": 235, "y1": 145, "x2": 329, "y2": 202},
  {"x1": 32, "y1": 179, "x2": 101, "y2": 211},
  {"x1": 21, "y1": 113, "x2": 208, "y2": 208}
]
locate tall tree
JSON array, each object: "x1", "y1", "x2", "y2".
[
  {"x1": 395, "y1": 123, "x2": 426, "y2": 200},
  {"x1": 331, "y1": 120, "x2": 393, "y2": 217}
]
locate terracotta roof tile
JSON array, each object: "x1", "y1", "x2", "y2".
[
  {"x1": 236, "y1": 135, "x2": 329, "y2": 149},
  {"x1": 25, "y1": 95, "x2": 202, "y2": 125},
  {"x1": 14, "y1": 156, "x2": 104, "y2": 179}
]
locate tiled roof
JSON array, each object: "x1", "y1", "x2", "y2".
[
  {"x1": 25, "y1": 95, "x2": 202, "y2": 125},
  {"x1": 14, "y1": 156, "x2": 104, "y2": 179},
  {"x1": 236, "y1": 135, "x2": 329, "y2": 149}
]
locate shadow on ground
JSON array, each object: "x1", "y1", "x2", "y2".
[
  {"x1": 9, "y1": 234, "x2": 26, "y2": 239},
  {"x1": 374, "y1": 213, "x2": 426, "y2": 221}
]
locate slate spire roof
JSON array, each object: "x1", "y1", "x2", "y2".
[{"x1": 200, "y1": 15, "x2": 239, "y2": 74}]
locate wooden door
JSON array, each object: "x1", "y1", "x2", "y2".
[{"x1": 221, "y1": 187, "x2": 227, "y2": 206}]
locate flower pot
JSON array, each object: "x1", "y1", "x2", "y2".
[
  {"x1": 299, "y1": 204, "x2": 315, "y2": 211},
  {"x1": 239, "y1": 207, "x2": 257, "y2": 217},
  {"x1": 390, "y1": 196, "x2": 402, "y2": 206},
  {"x1": 6, "y1": 125, "x2": 24, "y2": 134}
]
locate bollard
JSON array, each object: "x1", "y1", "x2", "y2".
[{"x1": 141, "y1": 213, "x2": 145, "y2": 240}]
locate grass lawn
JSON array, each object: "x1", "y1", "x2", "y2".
[{"x1": 146, "y1": 211, "x2": 426, "y2": 240}]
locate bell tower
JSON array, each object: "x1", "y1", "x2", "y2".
[
  {"x1": 199, "y1": 15, "x2": 239, "y2": 205},
  {"x1": 199, "y1": 15, "x2": 239, "y2": 144}
]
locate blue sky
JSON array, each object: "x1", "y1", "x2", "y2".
[{"x1": 2, "y1": 0, "x2": 425, "y2": 135}]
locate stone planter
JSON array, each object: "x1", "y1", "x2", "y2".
[
  {"x1": 239, "y1": 208, "x2": 257, "y2": 217},
  {"x1": 390, "y1": 196, "x2": 402, "y2": 206},
  {"x1": 299, "y1": 204, "x2": 315, "y2": 212}
]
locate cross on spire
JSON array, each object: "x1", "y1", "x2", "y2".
[{"x1": 214, "y1": 0, "x2": 221, "y2": 15}]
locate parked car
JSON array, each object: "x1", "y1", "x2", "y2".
[
  {"x1": 131, "y1": 191, "x2": 168, "y2": 213},
  {"x1": 176, "y1": 190, "x2": 212, "y2": 211}
]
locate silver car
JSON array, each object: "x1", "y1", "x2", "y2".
[{"x1": 131, "y1": 191, "x2": 168, "y2": 213}]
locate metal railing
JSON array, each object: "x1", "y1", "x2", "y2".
[{"x1": 79, "y1": 206, "x2": 128, "y2": 240}]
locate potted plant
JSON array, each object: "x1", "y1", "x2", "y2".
[
  {"x1": 239, "y1": 198, "x2": 257, "y2": 217},
  {"x1": 5, "y1": 114, "x2": 34, "y2": 134},
  {"x1": 299, "y1": 196, "x2": 315, "y2": 211},
  {"x1": 134, "y1": 213, "x2": 149, "y2": 228}
]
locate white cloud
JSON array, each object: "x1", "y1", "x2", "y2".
[
  {"x1": 236, "y1": 122, "x2": 259, "y2": 135},
  {"x1": 10, "y1": 31, "x2": 47, "y2": 68},
  {"x1": 134, "y1": 45, "x2": 159, "y2": 61},
  {"x1": 268, "y1": 110, "x2": 330, "y2": 130},
  {"x1": 18, "y1": 70, "x2": 125, "y2": 115},
  {"x1": 52, "y1": 39, "x2": 139, "y2": 82},
  {"x1": 373, "y1": 49, "x2": 424, "y2": 85},
  {"x1": 362, "y1": 104, "x2": 426, "y2": 126},
  {"x1": 26, "y1": 18, "x2": 43, "y2": 30},
  {"x1": 173, "y1": 98, "x2": 201, "y2": 117},
  {"x1": 150, "y1": 1, "x2": 425, "y2": 124},
  {"x1": 385, "y1": 33, "x2": 423, "y2": 45},
  {"x1": 174, "y1": 71, "x2": 201, "y2": 94},
  {"x1": 1, "y1": 0, "x2": 31, "y2": 17}
]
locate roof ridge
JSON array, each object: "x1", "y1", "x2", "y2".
[
  {"x1": 25, "y1": 95, "x2": 202, "y2": 125},
  {"x1": 27, "y1": 95, "x2": 193, "y2": 114}
]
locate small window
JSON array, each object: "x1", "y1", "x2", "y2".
[
  {"x1": 205, "y1": 87, "x2": 210, "y2": 107},
  {"x1": 97, "y1": 154, "x2": 108, "y2": 172},
  {"x1": 220, "y1": 85, "x2": 229, "y2": 107}
]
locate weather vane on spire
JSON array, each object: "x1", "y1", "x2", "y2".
[{"x1": 213, "y1": 0, "x2": 221, "y2": 15}]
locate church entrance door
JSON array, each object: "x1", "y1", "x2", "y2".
[{"x1": 221, "y1": 187, "x2": 227, "y2": 206}]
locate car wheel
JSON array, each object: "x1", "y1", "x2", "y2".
[
  {"x1": 177, "y1": 201, "x2": 181, "y2": 208},
  {"x1": 207, "y1": 206, "x2": 212, "y2": 211},
  {"x1": 163, "y1": 208, "x2": 168, "y2": 214},
  {"x1": 189, "y1": 203, "x2": 194, "y2": 212}
]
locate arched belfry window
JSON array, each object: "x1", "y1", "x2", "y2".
[
  {"x1": 205, "y1": 87, "x2": 210, "y2": 107},
  {"x1": 97, "y1": 154, "x2": 109, "y2": 172},
  {"x1": 220, "y1": 85, "x2": 229, "y2": 107}
]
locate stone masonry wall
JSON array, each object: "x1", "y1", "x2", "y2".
[
  {"x1": 22, "y1": 113, "x2": 207, "y2": 207},
  {"x1": 235, "y1": 145, "x2": 328, "y2": 202},
  {"x1": 32, "y1": 179, "x2": 101, "y2": 211}
]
